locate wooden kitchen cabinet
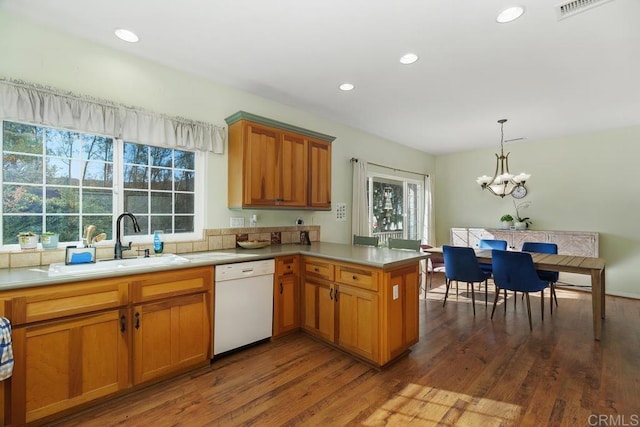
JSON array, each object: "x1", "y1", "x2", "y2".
[
  {"x1": 226, "y1": 111, "x2": 334, "y2": 210},
  {"x1": 235, "y1": 122, "x2": 308, "y2": 208},
  {"x1": 309, "y1": 139, "x2": 332, "y2": 209},
  {"x1": 336, "y1": 283, "x2": 379, "y2": 361},
  {"x1": 384, "y1": 265, "x2": 420, "y2": 361},
  {"x1": 132, "y1": 293, "x2": 210, "y2": 384},
  {"x1": 273, "y1": 256, "x2": 300, "y2": 337},
  {"x1": 131, "y1": 266, "x2": 212, "y2": 384},
  {"x1": 301, "y1": 256, "x2": 418, "y2": 367},
  {"x1": 11, "y1": 309, "x2": 129, "y2": 425},
  {"x1": 3, "y1": 266, "x2": 213, "y2": 425},
  {"x1": 6, "y1": 278, "x2": 130, "y2": 425}
]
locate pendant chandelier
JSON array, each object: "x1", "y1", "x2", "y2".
[{"x1": 476, "y1": 119, "x2": 530, "y2": 198}]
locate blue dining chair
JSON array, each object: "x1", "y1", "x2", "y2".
[
  {"x1": 522, "y1": 242, "x2": 560, "y2": 314},
  {"x1": 442, "y1": 245, "x2": 491, "y2": 315},
  {"x1": 477, "y1": 239, "x2": 508, "y2": 274},
  {"x1": 491, "y1": 249, "x2": 551, "y2": 331}
]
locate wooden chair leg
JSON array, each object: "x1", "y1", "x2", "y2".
[
  {"x1": 484, "y1": 279, "x2": 488, "y2": 306},
  {"x1": 443, "y1": 278, "x2": 451, "y2": 307},
  {"x1": 491, "y1": 287, "x2": 501, "y2": 319},
  {"x1": 504, "y1": 289, "x2": 508, "y2": 314},
  {"x1": 525, "y1": 293, "x2": 533, "y2": 331},
  {"x1": 469, "y1": 282, "x2": 476, "y2": 316}
]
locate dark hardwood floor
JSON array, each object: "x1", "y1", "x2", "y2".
[{"x1": 52, "y1": 275, "x2": 640, "y2": 426}]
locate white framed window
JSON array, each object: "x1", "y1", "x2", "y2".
[
  {"x1": 367, "y1": 172, "x2": 424, "y2": 245},
  {"x1": 1, "y1": 120, "x2": 202, "y2": 247}
]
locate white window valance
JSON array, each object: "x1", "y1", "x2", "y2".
[{"x1": 0, "y1": 78, "x2": 225, "y2": 153}]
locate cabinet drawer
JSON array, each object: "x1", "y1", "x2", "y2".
[
  {"x1": 276, "y1": 256, "x2": 299, "y2": 276},
  {"x1": 131, "y1": 266, "x2": 213, "y2": 303},
  {"x1": 303, "y1": 257, "x2": 334, "y2": 281},
  {"x1": 10, "y1": 279, "x2": 129, "y2": 326},
  {"x1": 336, "y1": 264, "x2": 378, "y2": 292}
]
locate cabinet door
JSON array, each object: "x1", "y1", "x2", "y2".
[
  {"x1": 385, "y1": 265, "x2": 419, "y2": 363},
  {"x1": 133, "y1": 293, "x2": 210, "y2": 385},
  {"x1": 11, "y1": 310, "x2": 129, "y2": 425},
  {"x1": 336, "y1": 284, "x2": 379, "y2": 362},
  {"x1": 273, "y1": 273, "x2": 300, "y2": 337},
  {"x1": 302, "y1": 279, "x2": 334, "y2": 341},
  {"x1": 279, "y1": 132, "x2": 308, "y2": 207},
  {"x1": 244, "y1": 123, "x2": 281, "y2": 206},
  {"x1": 309, "y1": 139, "x2": 331, "y2": 209}
]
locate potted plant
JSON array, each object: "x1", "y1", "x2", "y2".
[
  {"x1": 514, "y1": 201, "x2": 532, "y2": 229},
  {"x1": 41, "y1": 231, "x2": 59, "y2": 249},
  {"x1": 18, "y1": 231, "x2": 39, "y2": 249},
  {"x1": 499, "y1": 214, "x2": 514, "y2": 229}
]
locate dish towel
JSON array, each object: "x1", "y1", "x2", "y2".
[{"x1": 0, "y1": 317, "x2": 14, "y2": 381}]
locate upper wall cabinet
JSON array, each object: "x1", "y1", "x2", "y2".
[{"x1": 226, "y1": 111, "x2": 334, "y2": 210}]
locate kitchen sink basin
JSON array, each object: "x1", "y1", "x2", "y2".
[
  {"x1": 184, "y1": 252, "x2": 255, "y2": 262},
  {"x1": 48, "y1": 253, "x2": 191, "y2": 277}
]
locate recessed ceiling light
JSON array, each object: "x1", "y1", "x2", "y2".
[
  {"x1": 496, "y1": 6, "x2": 525, "y2": 23},
  {"x1": 114, "y1": 28, "x2": 139, "y2": 43},
  {"x1": 400, "y1": 53, "x2": 419, "y2": 65},
  {"x1": 339, "y1": 83, "x2": 354, "y2": 91}
]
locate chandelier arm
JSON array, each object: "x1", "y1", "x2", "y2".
[{"x1": 490, "y1": 153, "x2": 501, "y2": 183}]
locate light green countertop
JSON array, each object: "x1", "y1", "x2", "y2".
[{"x1": 0, "y1": 242, "x2": 428, "y2": 292}]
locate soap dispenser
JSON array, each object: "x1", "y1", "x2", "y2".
[{"x1": 153, "y1": 230, "x2": 164, "y2": 256}]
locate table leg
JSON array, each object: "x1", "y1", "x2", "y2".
[
  {"x1": 600, "y1": 267, "x2": 606, "y2": 319},
  {"x1": 591, "y1": 269, "x2": 603, "y2": 341}
]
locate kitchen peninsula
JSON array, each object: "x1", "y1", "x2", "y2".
[{"x1": 0, "y1": 242, "x2": 427, "y2": 425}]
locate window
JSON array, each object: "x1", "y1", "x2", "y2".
[
  {"x1": 1, "y1": 120, "x2": 199, "y2": 246},
  {"x1": 367, "y1": 173, "x2": 423, "y2": 245}
]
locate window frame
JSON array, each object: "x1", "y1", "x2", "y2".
[
  {"x1": 1, "y1": 120, "x2": 204, "y2": 249},
  {"x1": 366, "y1": 171, "x2": 424, "y2": 242}
]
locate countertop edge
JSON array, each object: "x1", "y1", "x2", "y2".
[{"x1": 0, "y1": 243, "x2": 429, "y2": 291}]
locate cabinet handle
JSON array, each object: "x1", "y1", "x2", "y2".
[
  {"x1": 314, "y1": 267, "x2": 319, "y2": 272},
  {"x1": 120, "y1": 314, "x2": 126, "y2": 332},
  {"x1": 352, "y1": 275, "x2": 357, "y2": 280},
  {"x1": 335, "y1": 289, "x2": 339, "y2": 302},
  {"x1": 280, "y1": 282, "x2": 284, "y2": 294},
  {"x1": 329, "y1": 288, "x2": 334, "y2": 300},
  {"x1": 134, "y1": 312, "x2": 140, "y2": 329},
  {"x1": 287, "y1": 265, "x2": 291, "y2": 270}
]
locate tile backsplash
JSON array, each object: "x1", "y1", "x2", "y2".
[{"x1": 0, "y1": 225, "x2": 320, "y2": 269}]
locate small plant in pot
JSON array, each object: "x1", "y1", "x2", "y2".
[
  {"x1": 41, "y1": 231, "x2": 59, "y2": 249},
  {"x1": 499, "y1": 214, "x2": 514, "y2": 229},
  {"x1": 18, "y1": 231, "x2": 39, "y2": 249}
]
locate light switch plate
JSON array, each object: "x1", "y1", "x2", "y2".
[{"x1": 336, "y1": 202, "x2": 347, "y2": 221}]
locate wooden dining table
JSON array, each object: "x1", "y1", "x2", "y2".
[{"x1": 426, "y1": 247, "x2": 607, "y2": 340}]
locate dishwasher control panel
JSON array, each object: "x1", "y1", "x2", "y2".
[{"x1": 214, "y1": 259, "x2": 275, "y2": 282}]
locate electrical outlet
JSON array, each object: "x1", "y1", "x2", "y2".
[
  {"x1": 230, "y1": 217, "x2": 245, "y2": 227},
  {"x1": 393, "y1": 284, "x2": 399, "y2": 300}
]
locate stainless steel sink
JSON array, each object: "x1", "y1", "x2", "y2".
[{"x1": 48, "y1": 253, "x2": 191, "y2": 277}]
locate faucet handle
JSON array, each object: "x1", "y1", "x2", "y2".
[{"x1": 136, "y1": 248, "x2": 150, "y2": 258}]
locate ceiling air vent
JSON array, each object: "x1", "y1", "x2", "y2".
[{"x1": 555, "y1": 0, "x2": 616, "y2": 20}]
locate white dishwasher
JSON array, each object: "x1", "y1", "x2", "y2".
[{"x1": 214, "y1": 259, "x2": 275, "y2": 356}]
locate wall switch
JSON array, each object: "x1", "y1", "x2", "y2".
[
  {"x1": 336, "y1": 202, "x2": 347, "y2": 221},
  {"x1": 393, "y1": 284, "x2": 399, "y2": 300}
]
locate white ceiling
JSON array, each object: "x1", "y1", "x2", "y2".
[{"x1": 2, "y1": 0, "x2": 639, "y2": 154}]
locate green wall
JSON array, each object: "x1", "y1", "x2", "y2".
[
  {"x1": 435, "y1": 125, "x2": 640, "y2": 298},
  {"x1": 2, "y1": 11, "x2": 636, "y2": 298},
  {"x1": 0, "y1": 11, "x2": 435, "y2": 245}
]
